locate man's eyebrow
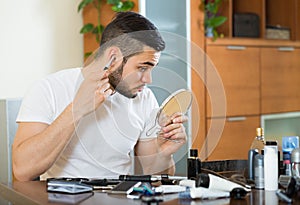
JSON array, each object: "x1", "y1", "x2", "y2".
[{"x1": 140, "y1": 61, "x2": 156, "y2": 67}]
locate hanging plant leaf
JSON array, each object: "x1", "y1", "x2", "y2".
[
  {"x1": 79, "y1": 0, "x2": 134, "y2": 57},
  {"x1": 111, "y1": 2, "x2": 123, "y2": 12},
  {"x1": 201, "y1": 0, "x2": 227, "y2": 40},
  {"x1": 107, "y1": 0, "x2": 120, "y2": 4},
  {"x1": 206, "y1": 16, "x2": 227, "y2": 28},
  {"x1": 92, "y1": 25, "x2": 104, "y2": 34},
  {"x1": 80, "y1": 23, "x2": 95, "y2": 34},
  {"x1": 212, "y1": 29, "x2": 219, "y2": 41},
  {"x1": 78, "y1": 0, "x2": 94, "y2": 12},
  {"x1": 121, "y1": 1, "x2": 135, "y2": 11},
  {"x1": 108, "y1": 0, "x2": 134, "y2": 12},
  {"x1": 84, "y1": 52, "x2": 93, "y2": 58}
]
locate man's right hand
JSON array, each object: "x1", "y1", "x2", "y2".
[{"x1": 72, "y1": 59, "x2": 113, "y2": 121}]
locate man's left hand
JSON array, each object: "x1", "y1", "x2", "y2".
[{"x1": 157, "y1": 112, "x2": 188, "y2": 155}]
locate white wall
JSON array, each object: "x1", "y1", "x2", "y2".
[{"x1": 0, "y1": 0, "x2": 84, "y2": 99}]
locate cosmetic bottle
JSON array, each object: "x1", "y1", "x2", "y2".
[
  {"x1": 283, "y1": 152, "x2": 292, "y2": 176},
  {"x1": 248, "y1": 128, "x2": 265, "y2": 180},
  {"x1": 291, "y1": 148, "x2": 300, "y2": 177},
  {"x1": 282, "y1": 136, "x2": 299, "y2": 176},
  {"x1": 250, "y1": 128, "x2": 265, "y2": 153},
  {"x1": 254, "y1": 154, "x2": 264, "y2": 189},
  {"x1": 264, "y1": 141, "x2": 278, "y2": 191},
  {"x1": 196, "y1": 173, "x2": 247, "y2": 192},
  {"x1": 187, "y1": 149, "x2": 201, "y2": 179}
]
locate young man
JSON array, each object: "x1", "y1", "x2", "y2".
[{"x1": 12, "y1": 11, "x2": 187, "y2": 181}]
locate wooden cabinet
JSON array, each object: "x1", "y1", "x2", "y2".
[
  {"x1": 203, "y1": 42, "x2": 300, "y2": 160},
  {"x1": 195, "y1": 0, "x2": 300, "y2": 161},
  {"x1": 217, "y1": 0, "x2": 300, "y2": 40},
  {"x1": 261, "y1": 47, "x2": 300, "y2": 114},
  {"x1": 205, "y1": 45, "x2": 260, "y2": 160},
  {"x1": 206, "y1": 45, "x2": 260, "y2": 117},
  {"x1": 206, "y1": 116, "x2": 260, "y2": 160}
]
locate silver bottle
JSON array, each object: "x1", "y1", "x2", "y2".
[
  {"x1": 291, "y1": 148, "x2": 300, "y2": 177},
  {"x1": 254, "y1": 154, "x2": 264, "y2": 189}
]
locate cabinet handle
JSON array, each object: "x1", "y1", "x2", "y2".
[
  {"x1": 227, "y1": 46, "x2": 246, "y2": 50},
  {"x1": 278, "y1": 47, "x2": 295, "y2": 52},
  {"x1": 226, "y1": 116, "x2": 247, "y2": 122}
]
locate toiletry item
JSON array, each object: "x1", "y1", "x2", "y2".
[
  {"x1": 282, "y1": 136, "x2": 299, "y2": 153},
  {"x1": 254, "y1": 154, "x2": 264, "y2": 189},
  {"x1": 276, "y1": 190, "x2": 293, "y2": 204},
  {"x1": 282, "y1": 136, "x2": 299, "y2": 176},
  {"x1": 178, "y1": 187, "x2": 230, "y2": 199},
  {"x1": 248, "y1": 128, "x2": 265, "y2": 180},
  {"x1": 196, "y1": 173, "x2": 250, "y2": 192},
  {"x1": 248, "y1": 149, "x2": 259, "y2": 180},
  {"x1": 264, "y1": 141, "x2": 278, "y2": 191},
  {"x1": 250, "y1": 128, "x2": 265, "y2": 153},
  {"x1": 179, "y1": 179, "x2": 196, "y2": 188},
  {"x1": 284, "y1": 161, "x2": 292, "y2": 176},
  {"x1": 291, "y1": 148, "x2": 300, "y2": 177},
  {"x1": 187, "y1": 149, "x2": 201, "y2": 179},
  {"x1": 283, "y1": 150, "x2": 292, "y2": 176}
]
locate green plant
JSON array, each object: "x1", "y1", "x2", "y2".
[
  {"x1": 200, "y1": 0, "x2": 227, "y2": 40},
  {"x1": 78, "y1": 0, "x2": 135, "y2": 57}
]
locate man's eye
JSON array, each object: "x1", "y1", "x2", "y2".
[{"x1": 139, "y1": 67, "x2": 148, "y2": 72}]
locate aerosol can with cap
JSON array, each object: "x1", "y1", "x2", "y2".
[{"x1": 248, "y1": 128, "x2": 265, "y2": 181}]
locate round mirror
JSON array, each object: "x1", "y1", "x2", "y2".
[{"x1": 146, "y1": 89, "x2": 193, "y2": 137}]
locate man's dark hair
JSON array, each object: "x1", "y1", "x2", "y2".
[{"x1": 99, "y1": 11, "x2": 165, "y2": 56}]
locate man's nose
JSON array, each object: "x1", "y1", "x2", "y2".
[{"x1": 141, "y1": 71, "x2": 152, "y2": 84}]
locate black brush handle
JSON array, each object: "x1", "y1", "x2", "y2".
[{"x1": 119, "y1": 175, "x2": 153, "y2": 182}]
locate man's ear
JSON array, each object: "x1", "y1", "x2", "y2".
[
  {"x1": 107, "y1": 46, "x2": 122, "y2": 66},
  {"x1": 105, "y1": 46, "x2": 123, "y2": 71}
]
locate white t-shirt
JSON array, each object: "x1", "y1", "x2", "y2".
[{"x1": 17, "y1": 68, "x2": 159, "y2": 179}]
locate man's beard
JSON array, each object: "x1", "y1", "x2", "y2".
[{"x1": 108, "y1": 59, "x2": 138, "y2": 99}]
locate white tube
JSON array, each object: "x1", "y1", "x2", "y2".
[
  {"x1": 179, "y1": 179, "x2": 196, "y2": 188},
  {"x1": 190, "y1": 187, "x2": 230, "y2": 199},
  {"x1": 198, "y1": 173, "x2": 249, "y2": 192}
]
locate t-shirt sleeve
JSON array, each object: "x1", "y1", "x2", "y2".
[{"x1": 16, "y1": 79, "x2": 54, "y2": 124}]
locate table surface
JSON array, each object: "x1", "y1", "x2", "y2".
[{"x1": 0, "y1": 181, "x2": 292, "y2": 205}]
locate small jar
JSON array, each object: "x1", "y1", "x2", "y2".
[{"x1": 291, "y1": 148, "x2": 300, "y2": 177}]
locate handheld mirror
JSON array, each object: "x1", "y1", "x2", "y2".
[{"x1": 146, "y1": 89, "x2": 193, "y2": 137}]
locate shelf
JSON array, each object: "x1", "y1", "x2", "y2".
[{"x1": 216, "y1": 0, "x2": 300, "y2": 41}]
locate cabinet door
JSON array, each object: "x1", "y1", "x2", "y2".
[
  {"x1": 261, "y1": 47, "x2": 300, "y2": 114},
  {"x1": 206, "y1": 46, "x2": 260, "y2": 117},
  {"x1": 206, "y1": 116, "x2": 260, "y2": 160}
]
